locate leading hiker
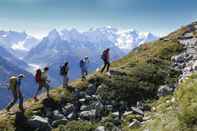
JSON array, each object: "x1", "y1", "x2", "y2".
[
  {"x1": 6, "y1": 74, "x2": 25, "y2": 112},
  {"x1": 101, "y1": 48, "x2": 110, "y2": 73}
]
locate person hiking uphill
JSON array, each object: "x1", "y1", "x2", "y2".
[
  {"x1": 34, "y1": 67, "x2": 50, "y2": 101},
  {"x1": 101, "y1": 48, "x2": 110, "y2": 73},
  {"x1": 60, "y1": 62, "x2": 69, "y2": 88},
  {"x1": 6, "y1": 74, "x2": 25, "y2": 112},
  {"x1": 80, "y1": 56, "x2": 89, "y2": 80}
]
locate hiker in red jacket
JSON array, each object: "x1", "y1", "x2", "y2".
[
  {"x1": 101, "y1": 48, "x2": 110, "y2": 73},
  {"x1": 33, "y1": 67, "x2": 50, "y2": 101}
]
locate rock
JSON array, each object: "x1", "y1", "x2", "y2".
[
  {"x1": 112, "y1": 112, "x2": 119, "y2": 118},
  {"x1": 28, "y1": 115, "x2": 51, "y2": 131},
  {"x1": 86, "y1": 83, "x2": 97, "y2": 96},
  {"x1": 79, "y1": 98, "x2": 86, "y2": 104},
  {"x1": 171, "y1": 54, "x2": 185, "y2": 63},
  {"x1": 157, "y1": 85, "x2": 173, "y2": 97},
  {"x1": 105, "y1": 105, "x2": 113, "y2": 112},
  {"x1": 52, "y1": 110, "x2": 65, "y2": 120},
  {"x1": 128, "y1": 119, "x2": 141, "y2": 128},
  {"x1": 123, "y1": 111, "x2": 133, "y2": 117},
  {"x1": 192, "y1": 60, "x2": 197, "y2": 70},
  {"x1": 95, "y1": 126, "x2": 105, "y2": 131},
  {"x1": 80, "y1": 110, "x2": 96, "y2": 120},
  {"x1": 67, "y1": 113, "x2": 74, "y2": 120},
  {"x1": 137, "y1": 101, "x2": 144, "y2": 110},
  {"x1": 62, "y1": 103, "x2": 73, "y2": 116},
  {"x1": 131, "y1": 107, "x2": 144, "y2": 116},
  {"x1": 51, "y1": 119, "x2": 68, "y2": 127},
  {"x1": 80, "y1": 105, "x2": 89, "y2": 111}
]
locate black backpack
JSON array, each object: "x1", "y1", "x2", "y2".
[{"x1": 60, "y1": 66, "x2": 65, "y2": 76}]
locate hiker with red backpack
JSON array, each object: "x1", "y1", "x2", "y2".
[
  {"x1": 101, "y1": 48, "x2": 110, "y2": 73},
  {"x1": 60, "y1": 62, "x2": 69, "y2": 88},
  {"x1": 6, "y1": 74, "x2": 25, "y2": 112},
  {"x1": 34, "y1": 67, "x2": 50, "y2": 101}
]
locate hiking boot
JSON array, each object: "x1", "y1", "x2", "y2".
[{"x1": 34, "y1": 96, "x2": 38, "y2": 102}]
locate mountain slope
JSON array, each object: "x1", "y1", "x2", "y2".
[
  {"x1": 0, "y1": 46, "x2": 29, "y2": 70},
  {"x1": 1, "y1": 22, "x2": 197, "y2": 131}
]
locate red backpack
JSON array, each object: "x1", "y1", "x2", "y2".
[{"x1": 35, "y1": 69, "x2": 42, "y2": 83}]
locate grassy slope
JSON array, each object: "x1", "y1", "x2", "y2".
[
  {"x1": 0, "y1": 39, "x2": 184, "y2": 131},
  {"x1": 133, "y1": 73, "x2": 197, "y2": 131}
]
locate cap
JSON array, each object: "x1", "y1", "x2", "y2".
[{"x1": 18, "y1": 74, "x2": 25, "y2": 78}]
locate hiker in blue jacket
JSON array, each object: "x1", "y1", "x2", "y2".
[{"x1": 80, "y1": 56, "x2": 89, "y2": 80}]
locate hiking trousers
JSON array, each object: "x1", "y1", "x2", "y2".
[
  {"x1": 81, "y1": 67, "x2": 88, "y2": 80},
  {"x1": 63, "y1": 75, "x2": 69, "y2": 88},
  {"x1": 101, "y1": 60, "x2": 110, "y2": 73},
  {"x1": 34, "y1": 82, "x2": 50, "y2": 98},
  {"x1": 6, "y1": 88, "x2": 24, "y2": 112}
]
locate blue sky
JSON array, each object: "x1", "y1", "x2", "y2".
[{"x1": 0, "y1": 0, "x2": 196, "y2": 38}]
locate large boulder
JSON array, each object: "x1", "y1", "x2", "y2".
[{"x1": 28, "y1": 115, "x2": 51, "y2": 131}]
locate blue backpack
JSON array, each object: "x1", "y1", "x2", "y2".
[{"x1": 80, "y1": 59, "x2": 85, "y2": 68}]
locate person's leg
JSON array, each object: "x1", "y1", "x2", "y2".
[
  {"x1": 45, "y1": 83, "x2": 50, "y2": 98},
  {"x1": 63, "y1": 76, "x2": 69, "y2": 88},
  {"x1": 106, "y1": 62, "x2": 110, "y2": 72},
  {"x1": 34, "y1": 84, "x2": 42, "y2": 100},
  {"x1": 101, "y1": 61, "x2": 107, "y2": 73},
  {"x1": 18, "y1": 89, "x2": 24, "y2": 112},
  {"x1": 6, "y1": 89, "x2": 17, "y2": 111},
  {"x1": 81, "y1": 68, "x2": 86, "y2": 80}
]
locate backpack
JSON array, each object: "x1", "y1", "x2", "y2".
[
  {"x1": 35, "y1": 69, "x2": 42, "y2": 83},
  {"x1": 80, "y1": 59, "x2": 85, "y2": 68},
  {"x1": 101, "y1": 50, "x2": 107, "y2": 60},
  {"x1": 60, "y1": 66, "x2": 66, "y2": 76},
  {"x1": 9, "y1": 76, "x2": 17, "y2": 90}
]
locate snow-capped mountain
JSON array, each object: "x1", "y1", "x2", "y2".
[
  {"x1": 0, "y1": 31, "x2": 40, "y2": 58},
  {"x1": 61, "y1": 26, "x2": 157, "y2": 52}
]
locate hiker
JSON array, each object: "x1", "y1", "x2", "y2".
[
  {"x1": 80, "y1": 56, "x2": 89, "y2": 80},
  {"x1": 101, "y1": 48, "x2": 110, "y2": 73},
  {"x1": 33, "y1": 67, "x2": 50, "y2": 101},
  {"x1": 60, "y1": 62, "x2": 69, "y2": 88},
  {"x1": 6, "y1": 74, "x2": 25, "y2": 112}
]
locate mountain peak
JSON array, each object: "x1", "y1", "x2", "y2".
[{"x1": 48, "y1": 29, "x2": 61, "y2": 41}]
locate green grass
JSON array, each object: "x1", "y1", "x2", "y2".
[{"x1": 132, "y1": 73, "x2": 197, "y2": 131}]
